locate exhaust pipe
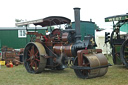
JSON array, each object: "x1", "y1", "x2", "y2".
[{"x1": 74, "y1": 8, "x2": 81, "y2": 41}]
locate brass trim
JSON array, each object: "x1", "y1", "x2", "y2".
[
  {"x1": 60, "y1": 46, "x2": 63, "y2": 53},
  {"x1": 53, "y1": 46, "x2": 55, "y2": 52},
  {"x1": 70, "y1": 44, "x2": 72, "y2": 56}
]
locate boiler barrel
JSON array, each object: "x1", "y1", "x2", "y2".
[{"x1": 53, "y1": 44, "x2": 73, "y2": 57}]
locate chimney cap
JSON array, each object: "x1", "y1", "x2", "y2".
[{"x1": 73, "y1": 7, "x2": 81, "y2": 10}]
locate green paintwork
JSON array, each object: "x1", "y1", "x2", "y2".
[
  {"x1": 120, "y1": 23, "x2": 128, "y2": 33},
  {"x1": 0, "y1": 40, "x2": 1, "y2": 54},
  {"x1": 114, "y1": 45, "x2": 122, "y2": 65},
  {"x1": 105, "y1": 14, "x2": 128, "y2": 22},
  {"x1": 72, "y1": 21, "x2": 95, "y2": 40},
  {"x1": 0, "y1": 40, "x2": 1, "y2": 48},
  {"x1": 0, "y1": 29, "x2": 45, "y2": 49},
  {"x1": 124, "y1": 46, "x2": 128, "y2": 61}
]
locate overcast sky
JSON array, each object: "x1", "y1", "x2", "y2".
[{"x1": 0, "y1": 0, "x2": 128, "y2": 28}]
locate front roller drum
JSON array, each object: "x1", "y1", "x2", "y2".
[
  {"x1": 73, "y1": 53, "x2": 109, "y2": 79},
  {"x1": 24, "y1": 42, "x2": 47, "y2": 73}
]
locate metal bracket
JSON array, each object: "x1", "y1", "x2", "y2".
[{"x1": 71, "y1": 63, "x2": 112, "y2": 70}]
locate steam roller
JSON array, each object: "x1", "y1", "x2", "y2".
[{"x1": 16, "y1": 7, "x2": 111, "y2": 79}]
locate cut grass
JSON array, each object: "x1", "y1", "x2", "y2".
[{"x1": 0, "y1": 56, "x2": 128, "y2": 85}]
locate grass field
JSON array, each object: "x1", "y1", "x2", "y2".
[{"x1": 0, "y1": 56, "x2": 128, "y2": 85}]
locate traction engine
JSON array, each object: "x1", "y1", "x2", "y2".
[
  {"x1": 105, "y1": 13, "x2": 128, "y2": 67},
  {"x1": 16, "y1": 8, "x2": 111, "y2": 79}
]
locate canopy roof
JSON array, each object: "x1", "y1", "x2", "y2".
[
  {"x1": 15, "y1": 16, "x2": 71, "y2": 27},
  {"x1": 105, "y1": 13, "x2": 128, "y2": 22}
]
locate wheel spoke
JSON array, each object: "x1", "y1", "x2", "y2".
[
  {"x1": 27, "y1": 46, "x2": 40, "y2": 71},
  {"x1": 84, "y1": 63, "x2": 90, "y2": 66},
  {"x1": 35, "y1": 50, "x2": 39, "y2": 56},
  {"x1": 29, "y1": 61, "x2": 34, "y2": 67},
  {"x1": 26, "y1": 58, "x2": 31, "y2": 61},
  {"x1": 81, "y1": 70, "x2": 87, "y2": 75},
  {"x1": 28, "y1": 50, "x2": 32, "y2": 57},
  {"x1": 28, "y1": 54, "x2": 31, "y2": 57},
  {"x1": 34, "y1": 62, "x2": 38, "y2": 70},
  {"x1": 35, "y1": 59, "x2": 40, "y2": 62},
  {"x1": 29, "y1": 62, "x2": 32, "y2": 67},
  {"x1": 36, "y1": 56, "x2": 40, "y2": 58},
  {"x1": 31, "y1": 45, "x2": 35, "y2": 55}
]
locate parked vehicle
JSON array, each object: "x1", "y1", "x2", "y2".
[
  {"x1": 16, "y1": 8, "x2": 111, "y2": 79},
  {"x1": 105, "y1": 13, "x2": 128, "y2": 67}
]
